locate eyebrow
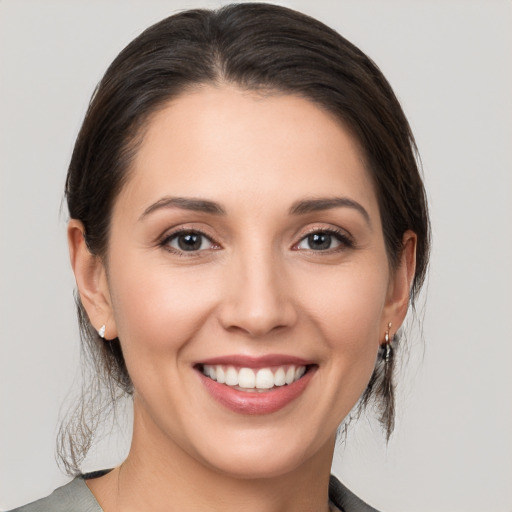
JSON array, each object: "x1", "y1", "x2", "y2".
[
  {"x1": 289, "y1": 197, "x2": 371, "y2": 227},
  {"x1": 139, "y1": 196, "x2": 226, "y2": 220},
  {"x1": 139, "y1": 195, "x2": 371, "y2": 226}
]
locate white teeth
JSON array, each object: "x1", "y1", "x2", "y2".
[
  {"x1": 225, "y1": 366, "x2": 239, "y2": 386},
  {"x1": 216, "y1": 366, "x2": 226, "y2": 384},
  {"x1": 285, "y1": 366, "x2": 296, "y2": 385},
  {"x1": 202, "y1": 364, "x2": 307, "y2": 390},
  {"x1": 255, "y1": 368, "x2": 274, "y2": 389},
  {"x1": 274, "y1": 367, "x2": 286, "y2": 386},
  {"x1": 295, "y1": 366, "x2": 306, "y2": 380},
  {"x1": 238, "y1": 368, "x2": 256, "y2": 389}
]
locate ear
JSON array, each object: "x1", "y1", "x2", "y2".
[
  {"x1": 67, "y1": 219, "x2": 117, "y2": 340},
  {"x1": 382, "y1": 230, "x2": 417, "y2": 336}
]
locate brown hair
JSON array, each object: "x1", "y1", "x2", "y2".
[{"x1": 59, "y1": 2, "x2": 430, "y2": 474}]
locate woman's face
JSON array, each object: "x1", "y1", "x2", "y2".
[{"x1": 78, "y1": 85, "x2": 410, "y2": 479}]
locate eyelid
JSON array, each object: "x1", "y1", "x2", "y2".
[
  {"x1": 158, "y1": 226, "x2": 221, "y2": 254},
  {"x1": 292, "y1": 225, "x2": 355, "y2": 251},
  {"x1": 156, "y1": 223, "x2": 354, "y2": 254}
]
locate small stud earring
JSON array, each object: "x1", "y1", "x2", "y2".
[{"x1": 98, "y1": 325, "x2": 106, "y2": 338}]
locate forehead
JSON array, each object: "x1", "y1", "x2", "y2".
[{"x1": 117, "y1": 85, "x2": 379, "y2": 220}]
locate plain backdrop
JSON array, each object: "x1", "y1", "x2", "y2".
[{"x1": 1, "y1": 1, "x2": 511, "y2": 511}]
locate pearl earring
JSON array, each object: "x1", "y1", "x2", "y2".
[{"x1": 98, "y1": 324, "x2": 106, "y2": 338}]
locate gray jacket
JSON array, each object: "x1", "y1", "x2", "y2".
[{"x1": 9, "y1": 474, "x2": 380, "y2": 512}]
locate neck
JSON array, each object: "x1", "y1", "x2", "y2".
[{"x1": 89, "y1": 400, "x2": 335, "y2": 512}]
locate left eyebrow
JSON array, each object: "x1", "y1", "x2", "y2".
[
  {"x1": 139, "y1": 196, "x2": 226, "y2": 221},
  {"x1": 289, "y1": 197, "x2": 372, "y2": 228}
]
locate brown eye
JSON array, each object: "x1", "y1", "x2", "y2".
[
  {"x1": 305, "y1": 233, "x2": 333, "y2": 250},
  {"x1": 295, "y1": 230, "x2": 352, "y2": 251},
  {"x1": 166, "y1": 231, "x2": 214, "y2": 252}
]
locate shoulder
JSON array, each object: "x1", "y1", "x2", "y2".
[
  {"x1": 329, "y1": 475, "x2": 382, "y2": 512},
  {"x1": 6, "y1": 478, "x2": 103, "y2": 512},
  {"x1": 9, "y1": 473, "x2": 376, "y2": 512}
]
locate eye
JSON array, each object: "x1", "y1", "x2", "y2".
[
  {"x1": 164, "y1": 230, "x2": 216, "y2": 252},
  {"x1": 295, "y1": 230, "x2": 352, "y2": 251}
]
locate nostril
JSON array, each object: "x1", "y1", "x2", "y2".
[
  {"x1": 216, "y1": 270, "x2": 298, "y2": 337},
  {"x1": 218, "y1": 305, "x2": 297, "y2": 338}
]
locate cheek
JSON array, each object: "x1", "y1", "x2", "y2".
[
  {"x1": 303, "y1": 262, "x2": 388, "y2": 338},
  {"x1": 298, "y1": 262, "x2": 389, "y2": 387},
  {"x1": 108, "y1": 255, "x2": 217, "y2": 358}
]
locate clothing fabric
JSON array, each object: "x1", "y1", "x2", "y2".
[{"x1": 8, "y1": 472, "x2": 380, "y2": 512}]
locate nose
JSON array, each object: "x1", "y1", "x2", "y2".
[{"x1": 217, "y1": 248, "x2": 298, "y2": 338}]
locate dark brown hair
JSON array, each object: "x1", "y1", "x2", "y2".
[{"x1": 59, "y1": 2, "x2": 430, "y2": 474}]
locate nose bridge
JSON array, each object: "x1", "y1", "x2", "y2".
[{"x1": 219, "y1": 241, "x2": 296, "y2": 337}]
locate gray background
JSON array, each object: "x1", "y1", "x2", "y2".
[{"x1": 1, "y1": 1, "x2": 511, "y2": 510}]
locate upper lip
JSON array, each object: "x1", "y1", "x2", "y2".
[{"x1": 196, "y1": 354, "x2": 314, "y2": 369}]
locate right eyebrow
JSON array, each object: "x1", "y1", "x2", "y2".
[
  {"x1": 139, "y1": 196, "x2": 226, "y2": 221},
  {"x1": 289, "y1": 196, "x2": 372, "y2": 228}
]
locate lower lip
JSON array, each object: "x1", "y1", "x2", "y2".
[{"x1": 198, "y1": 367, "x2": 316, "y2": 415}]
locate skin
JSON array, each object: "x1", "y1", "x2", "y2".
[{"x1": 69, "y1": 85, "x2": 416, "y2": 512}]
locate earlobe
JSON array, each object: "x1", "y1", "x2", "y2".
[
  {"x1": 383, "y1": 230, "x2": 417, "y2": 331},
  {"x1": 67, "y1": 219, "x2": 117, "y2": 340}
]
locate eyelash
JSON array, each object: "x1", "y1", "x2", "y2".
[
  {"x1": 293, "y1": 227, "x2": 355, "y2": 253},
  {"x1": 159, "y1": 227, "x2": 354, "y2": 256},
  {"x1": 159, "y1": 228, "x2": 219, "y2": 256}
]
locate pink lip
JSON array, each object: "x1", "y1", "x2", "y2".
[
  {"x1": 197, "y1": 354, "x2": 313, "y2": 369},
  {"x1": 196, "y1": 361, "x2": 317, "y2": 415}
]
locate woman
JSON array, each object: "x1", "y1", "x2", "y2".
[{"x1": 10, "y1": 3, "x2": 429, "y2": 511}]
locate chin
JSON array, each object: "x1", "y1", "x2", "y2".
[
  {"x1": 188, "y1": 423, "x2": 332, "y2": 481},
  {"x1": 203, "y1": 446, "x2": 311, "y2": 481}
]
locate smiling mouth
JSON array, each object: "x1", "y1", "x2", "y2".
[{"x1": 197, "y1": 364, "x2": 314, "y2": 392}]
